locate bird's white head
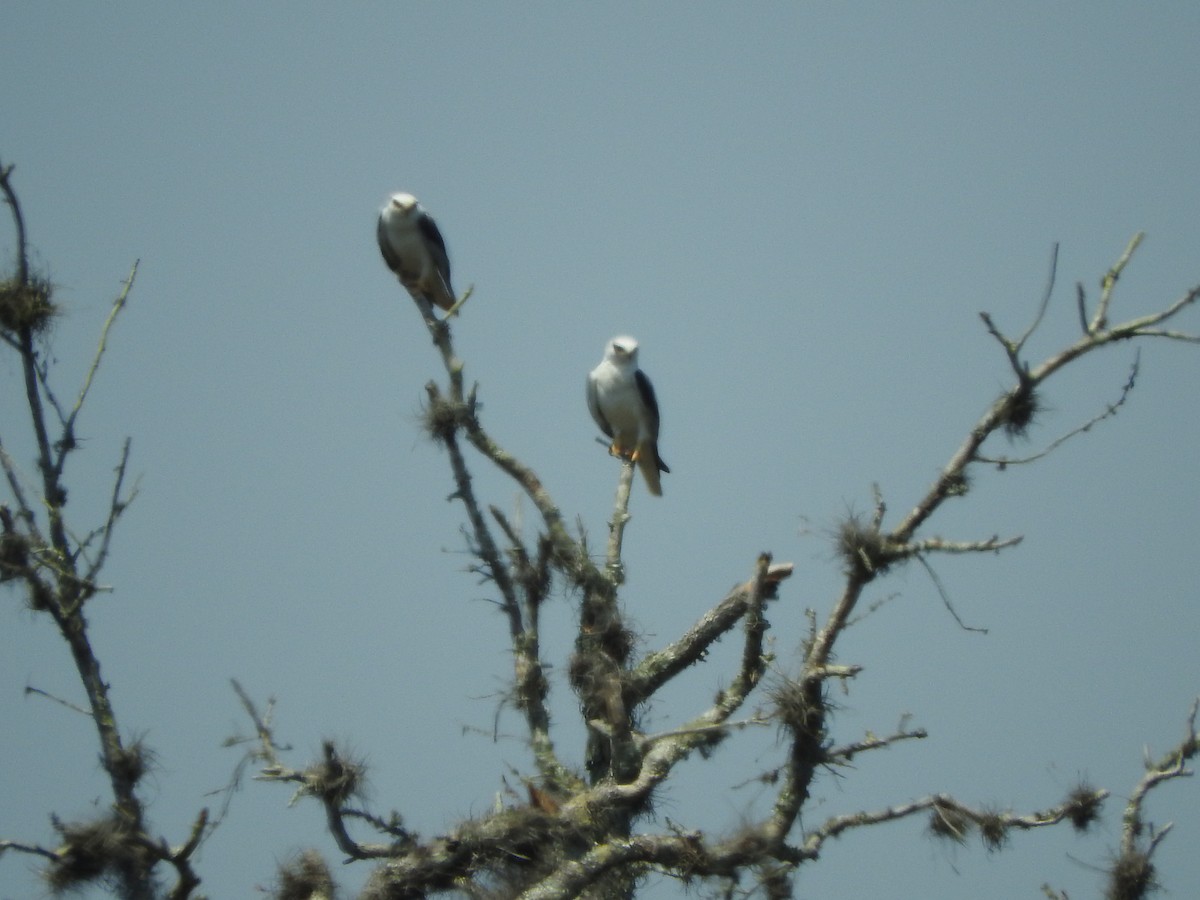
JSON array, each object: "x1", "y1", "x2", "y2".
[
  {"x1": 385, "y1": 192, "x2": 420, "y2": 218},
  {"x1": 605, "y1": 335, "x2": 640, "y2": 366}
]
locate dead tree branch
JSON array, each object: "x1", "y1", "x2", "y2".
[
  {"x1": 1103, "y1": 698, "x2": 1200, "y2": 900},
  {"x1": 1, "y1": 161, "x2": 203, "y2": 900}
]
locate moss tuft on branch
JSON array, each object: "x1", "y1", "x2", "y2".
[
  {"x1": 43, "y1": 814, "x2": 156, "y2": 896},
  {"x1": 272, "y1": 849, "x2": 336, "y2": 900},
  {"x1": 1065, "y1": 781, "x2": 1104, "y2": 832},
  {"x1": 0, "y1": 274, "x2": 56, "y2": 335},
  {"x1": 835, "y1": 513, "x2": 896, "y2": 581},
  {"x1": 1000, "y1": 379, "x2": 1044, "y2": 439},
  {"x1": 1107, "y1": 850, "x2": 1156, "y2": 900}
]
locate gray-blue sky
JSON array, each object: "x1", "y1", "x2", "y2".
[{"x1": 2, "y1": 4, "x2": 1198, "y2": 898}]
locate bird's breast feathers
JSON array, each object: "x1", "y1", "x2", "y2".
[
  {"x1": 592, "y1": 366, "x2": 647, "y2": 439},
  {"x1": 381, "y1": 219, "x2": 426, "y2": 272}
]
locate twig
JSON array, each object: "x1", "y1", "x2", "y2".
[
  {"x1": 913, "y1": 554, "x2": 989, "y2": 634},
  {"x1": 638, "y1": 714, "x2": 770, "y2": 748},
  {"x1": 826, "y1": 724, "x2": 928, "y2": 764},
  {"x1": 487, "y1": 505, "x2": 573, "y2": 790},
  {"x1": 1076, "y1": 282, "x2": 1090, "y2": 335},
  {"x1": 980, "y1": 311, "x2": 1026, "y2": 378},
  {"x1": 230, "y1": 679, "x2": 288, "y2": 764},
  {"x1": 0, "y1": 838, "x2": 60, "y2": 863},
  {"x1": 1092, "y1": 232, "x2": 1143, "y2": 332},
  {"x1": 729, "y1": 554, "x2": 772, "y2": 704},
  {"x1": 977, "y1": 351, "x2": 1140, "y2": 467},
  {"x1": 803, "y1": 785, "x2": 1108, "y2": 857},
  {"x1": 1015, "y1": 242, "x2": 1059, "y2": 352},
  {"x1": 1118, "y1": 698, "x2": 1199, "y2": 858},
  {"x1": 0, "y1": 160, "x2": 29, "y2": 284},
  {"x1": 431, "y1": 398, "x2": 519, "y2": 620},
  {"x1": 1128, "y1": 327, "x2": 1200, "y2": 343},
  {"x1": 0, "y1": 439, "x2": 40, "y2": 536},
  {"x1": 77, "y1": 437, "x2": 137, "y2": 601},
  {"x1": 24, "y1": 684, "x2": 95, "y2": 717},
  {"x1": 52, "y1": 263, "x2": 138, "y2": 483},
  {"x1": 898, "y1": 534, "x2": 1023, "y2": 556},
  {"x1": 893, "y1": 242, "x2": 1198, "y2": 547},
  {"x1": 161, "y1": 808, "x2": 207, "y2": 900},
  {"x1": 627, "y1": 561, "x2": 793, "y2": 707}
]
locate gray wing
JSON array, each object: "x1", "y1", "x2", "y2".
[
  {"x1": 377, "y1": 214, "x2": 404, "y2": 274},
  {"x1": 586, "y1": 373, "x2": 613, "y2": 438},
  {"x1": 417, "y1": 211, "x2": 454, "y2": 296}
]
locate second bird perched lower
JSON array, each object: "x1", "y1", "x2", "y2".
[
  {"x1": 587, "y1": 336, "x2": 670, "y2": 497},
  {"x1": 377, "y1": 192, "x2": 457, "y2": 312},
  {"x1": 375, "y1": 197, "x2": 669, "y2": 496}
]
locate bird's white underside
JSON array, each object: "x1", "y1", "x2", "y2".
[{"x1": 590, "y1": 362, "x2": 651, "y2": 446}]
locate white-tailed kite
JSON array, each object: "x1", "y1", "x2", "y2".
[
  {"x1": 587, "y1": 336, "x2": 670, "y2": 496},
  {"x1": 377, "y1": 192, "x2": 457, "y2": 311}
]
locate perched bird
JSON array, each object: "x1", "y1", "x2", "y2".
[
  {"x1": 587, "y1": 336, "x2": 670, "y2": 496},
  {"x1": 377, "y1": 192, "x2": 457, "y2": 311}
]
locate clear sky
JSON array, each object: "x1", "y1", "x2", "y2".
[{"x1": 2, "y1": 4, "x2": 1198, "y2": 898}]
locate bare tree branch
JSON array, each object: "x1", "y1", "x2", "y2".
[
  {"x1": 10, "y1": 165, "x2": 1199, "y2": 900},
  {"x1": 626, "y1": 561, "x2": 793, "y2": 708},
  {"x1": 1103, "y1": 698, "x2": 1200, "y2": 899},
  {"x1": 23, "y1": 683, "x2": 95, "y2": 717},
  {"x1": 604, "y1": 460, "x2": 635, "y2": 584},
  {"x1": 893, "y1": 240, "x2": 1200, "y2": 546},
  {"x1": 825, "y1": 723, "x2": 928, "y2": 765},
  {"x1": 0, "y1": 160, "x2": 29, "y2": 284},
  {"x1": 0, "y1": 838, "x2": 60, "y2": 864},
  {"x1": 0, "y1": 167, "x2": 185, "y2": 900},
  {"x1": 802, "y1": 785, "x2": 1108, "y2": 858},
  {"x1": 1091, "y1": 232, "x2": 1143, "y2": 333}
]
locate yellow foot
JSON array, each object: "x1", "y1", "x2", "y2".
[{"x1": 609, "y1": 442, "x2": 634, "y2": 460}]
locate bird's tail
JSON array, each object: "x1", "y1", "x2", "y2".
[
  {"x1": 398, "y1": 273, "x2": 457, "y2": 312},
  {"x1": 636, "y1": 441, "x2": 668, "y2": 497},
  {"x1": 429, "y1": 272, "x2": 458, "y2": 311}
]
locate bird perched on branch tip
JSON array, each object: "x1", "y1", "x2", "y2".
[
  {"x1": 377, "y1": 192, "x2": 457, "y2": 312},
  {"x1": 587, "y1": 335, "x2": 670, "y2": 496}
]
